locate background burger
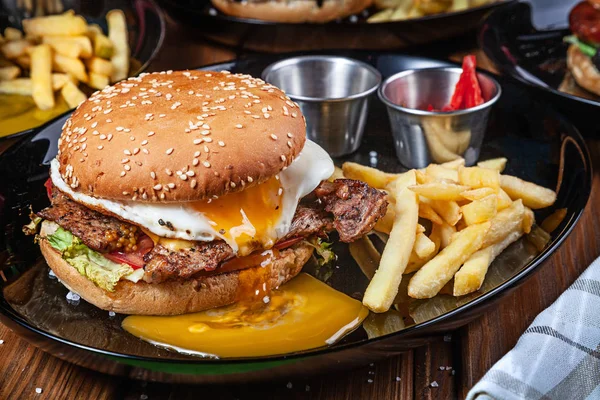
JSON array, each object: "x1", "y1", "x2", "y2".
[
  {"x1": 34, "y1": 70, "x2": 387, "y2": 315},
  {"x1": 566, "y1": 0, "x2": 600, "y2": 95},
  {"x1": 210, "y1": 0, "x2": 373, "y2": 23}
]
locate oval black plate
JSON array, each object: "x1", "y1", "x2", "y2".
[
  {"x1": 0, "y1": 52, "x2": 591, "y2": 384},
  {"x1": 0, "y1": 0, "x2": 166, "y2": 140},
  {"x1": 480, "y1": 0, "x2": 600, "y2": 132},
  {"x1": 160, "y1": 0, "x2": 513, "y2": 52}
]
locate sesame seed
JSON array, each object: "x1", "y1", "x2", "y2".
[
  {"x1": 91, "y1": 122, "x2": 98, "y2": 128},
  {"x1": 201, "y1": 130, "x2": 210, "y2": 136},
  {"x1": 218, "y1": 141, "x2": 225, "y2": 147},
  {"x1": 264, "y1": 113, "x2": 270, "y2": 118},
  {"x1": 166, "y1": 148, "x2": 174, "y2": 155},
  {"x1": 247, "y1": 176, "x2": 253, "y2": 183},
  {"x1": 99, "y1": 134, "x2": 106, "y2": 140},
  {"x1": 230, "y1": 181, "x2": 236, "y2": 188},
  {"x1": 106, "y1": 119, "x2": 112, "y2": 123},
  {"x1": 124, "y1": 150, "x2": 132, "y2": 156},
  {"x1": 160, "y1": 193, "x2": 165, "y2": 200},
  {"x1": 121, "y1": 158, "x2": 129, "y2": 163},
  {"x1": 148, "y1": 131, "x2": 155, "y2": 137},
  {"x1": 142, "y1": 149, "x2": 149, "y2": 154},
  {"x1": 159, "y1": 114, "x2": 166, "y2": 118},
  {"x1": 202, "y1": 124, "x2": 210, "y2": 129},
  {"x1": 153, "y1": 184, "x2": 162, "y2": 190},
  {"x1": 186, "y1": 171, "x2": 195, "y2": 177},
  {"x1": 204, "y1": 137, "x2": 213, "y2": 143},
  {"x1": 116, "y1": 126, "x2": 124, "y2": 132},
  {"x1": 287, "y1": 132, "x2": 293, "y2": 138},
  {"x1": 193, "y1": 139, "x2": 203, "y2": 145},
  {"x1": 193, "y1": 158, "x2": 199, "y2": 166},
  {"x1": 180, "y1": 174, "x2": 188, "y2": 181},
  {"x1": 281, "y1": 155, "x2": 286, "y2": 162},
  {"x1": 278, "y1": 187, "x2": 283, "y2": 196},
  {"x1": 103, "y1": 109, "x2": 112, "y2": 114},
  {"x1": 151, "y1": 172, "x2": 156, "y2": 179},
  {"x1": 168, "y1": 183, "x2": 175, "y2": 189},
  {"x1": 141, "y1": 140, "x2": 148, "y2": 146},
  {"x1": 191, "y1": 179, "x2": 197, "y2": 188},
  {"x1": 165, "y1": 168, "x2": 172, "y2": 175},
  {"x1": 120, "y1": 171, "x2": 126, "y2": 177},
  {"x1": 124, "y1": 128, "x2": 131, "y2": 133},
  {"x1": 107, "y1": 134, "x2": 113, "y2": 141},
  {"x1": 236, "y1": 124, "x2": 243, "y2": 129},
  {"x1": 194, "y1": 151, "x2": 201, "y2": 157},
  {"x1": 203, "y1": 161, "x2": 211, "y2": 168},
  {"x1": 287, "y1": 141, "x2": 293, "y2": 148},
  {"x1": 97, "y1": 145, "x2": 104, "y2": 150},
  {"x1": 92, "y1": 130, "x2": 99, "y2": 135},
  {"x1": 124, "y1": 165, "x2": 131, "y2": 171},
  {"x1": 133, "y1": 148, "x2": 140, "y2": 155},
  {"x1": 270, "y1": 134, "x2": 278, "y2": 140},
  {"x1": 291, "y1": 112, "x2": 297, "y2": 118}
]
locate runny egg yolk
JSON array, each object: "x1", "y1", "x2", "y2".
[
  {"x1": 122, "y1": 273, "x2": 369, "y2": 358},
  {"x1": 191, "y1": 176, "x2": 284, "y2": 254}
]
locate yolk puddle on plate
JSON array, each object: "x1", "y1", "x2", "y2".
[
  {"x1": 122, "y1": 273, "x2": 369, "y2": 358},
  {"x1": 0, "y1": 94, "x2": 70, "y2": 137}
]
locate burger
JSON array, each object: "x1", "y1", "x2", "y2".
[
  {"x1": 33, "y1": 70, "x2": 388, "y2": 315},
  {"x1": 210, "y1": 0, "x2": 372, "y2": 23},
  {"x1": 566, "y1": 0, "x2": 600, "y2": 95}
]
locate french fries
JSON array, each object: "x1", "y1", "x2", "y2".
[
  {"x1": 30, "y1": 44, "x2": 54, "y2": 110},
  {"x1": 363, "y1": 171, "x2": 418, "y2": 312},
  {"x1": 346, "y1": 155, "x2": 558, "y2": 309},
  {"x1": 460, "y1": 194, "x2": 497, "y2": 225},
  {"x1": 500, "y1": 175, "x2": 557, "y2": 209},
  {"x1": 368, "y1": 0, "x2": 496, "y2": 23},
  {"x1": 107, "y1": 9, "x2": 129, "y2": 82},
  {"x1": 541, "y1": 208, "x2": 567, "y2": 233},
  {"x1": 1, "y1": 9, "x2": 130, "y2": 112},
  {"x1": 408, "y1": 222, "x2": 490, "y2": 299}
]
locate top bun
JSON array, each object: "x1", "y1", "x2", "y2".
[{"x1": 57, "y1": 70, "x2": 306, "y2": 202}]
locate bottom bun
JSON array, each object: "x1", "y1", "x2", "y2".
[
  {"x1": 567, "y1": 44, "x2": 600, "y2": 96},
  {"x1": 210, "y1": 0, "x2": 372, "y2": 23},
  {"x1": 40, "y1": 237, "x2": 313, "y2": 316}
]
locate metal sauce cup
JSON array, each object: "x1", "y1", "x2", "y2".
[
  {"x1": 262, "y1": 56, "x2": 382, "y2": 157},
  {"x1": 378, "y1": 67, "x2": 501, "y2": 169}
]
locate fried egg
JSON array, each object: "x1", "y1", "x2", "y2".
[{"x1": 50, "y1": 140, "x2": 334, "y2": 255}]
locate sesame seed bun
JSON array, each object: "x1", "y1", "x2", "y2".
[
  {"x1": 57, "y1": 70, "x2": 306, "y2": 203},
  {"x1": 567, "y1": 44, "x2": 600, "y2": 96},
  {"x1": 39, "y1": 221, "x2": 313, "y2": 315},
  {"x1": 210, "y1": 0, "x2": 373, "y2": 23}
]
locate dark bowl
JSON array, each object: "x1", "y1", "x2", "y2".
[
  {"x1": 0, "y1": 0, "x2": 166, "y2": 139},
  {"x1": 0, "y1": 52, "x2": 591, "y2": 384},
  {"x1": 159, "y1": 0, "x2": 515, "y2": 52}
]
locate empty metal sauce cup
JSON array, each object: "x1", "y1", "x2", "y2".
[
  {"x1": 262, "y1": 56, "x2": 382, "y2": 157},
  {"x1": 378, "y1": 67, "x2": 501, "y2": 169}
]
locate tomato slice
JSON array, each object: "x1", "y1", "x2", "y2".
[{"x1": 104, "y1": 234, "x2": 154, "y2": 270}]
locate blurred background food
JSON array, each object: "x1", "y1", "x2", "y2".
[
  {"x1": 0, "y1": 0, "x2": 164, "y2": 137},
  {"x1": 368, "y1": 0, "x2": 498, "y2": 23}
]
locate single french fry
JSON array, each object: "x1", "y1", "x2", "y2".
[
  {"x1": 405, "y1": 227, "x2": 442, "y2": 274},
  {"x1": 482, "y1": 200, "x2": 525, "y2": 248},
  {"x1": 0, "y1": 66, "x2": 20, "y2": 80},
  {"x1": 440, "y1": 158, "x2": 465, "y2": 170},
  {"x1": 107, "y1": 9, "x2": 129, "y2": 82},
  {"x1": 541, "y1": 208, "x2": 567, "y2": 233},
  {"x1": 419, "y1": 202, "x2": 444, "y2": 225},
  {"x1": 342, "y1": 161, "x2": 397, "y2": 189},
  {"x1": 4, "y1": 27, "x2": 23, "y2": 41},
  {"x1": 367, "y1": 9, "x2": 394, "y2": 23},
  {"x1": 458, "y1": 166, "x2": 500, "y2": 190},
  {"x1": 429, "y1": 199, "x2": 462, "y2": 226},
  {"x1": 433, "y1": 221, "x2": 456, "y2": 249},
  {"x1": 53, "y1": 53, "x2": 88, "y2": 83},
  {"x1": 453, "y1": 226, "x2": 524, "y2": 296},
  {"x1": 499, "y1": 175, "x2": 557, "y2": 209},
  {"x1": 88, "y1": 72, "x2": 109, "y2": 90},
  {"x1": 23, "y1": 13, "x2": 88, "y2": 36},
  {"x1": 374, "y1": 208, "x2": 394, "y2": 234},
  {"x1": 14, "y1": 55, "x2": 30, "y2": 68},
  {"x1": 409, "y1": 182, "x2": 470, "y2": 201},
  {"x1": 0, "y1": 74, "x2": 69, "y2": 94},
  {"x1": 363, "y1": 171, "x2": 418, "y2": 313},
  {"x1": 30, "y1": 44, "x2": 54, "y2": 110},
  {"x1": 61, "y1": 80, "x2": 87, "y2": 108},
  {"x1": 522, "y1": 207, "x2": 535, "y2": 234},
  {"x1": 349, "y1": 235, "x2": 381, "y2": 280},
  {"x1": 414, "y1": 232, "x2": 436, "y2": 259},
  {"x1": 88, "y1": 24, "x2": 114, "y2": 59},
  {"x1": 461, "y1": 187, "x2": 496, "y2": 201},
  {"x1": 461, "y1": 195, "x2": 498, "y2": 225},
  {"x1": 496, "y1": 188, "x2": 512, "y2": 211},
  {"x1": 425, "y1": 164, "x2": 459, "y2": 182},
  {"x1": 1, "y1": 39, "x2": 32, "y2": 59},
  {"x1": 477, "y1": 157, "x2": 507, "y2": 172},
  {"x1": 408, "y1": 221, "x2": 490, "y2": 299},
  {"x1": 416, "y1": 169, "x2": 432, "y2": 184},
  {"x1": 42, "y1": 36, "x2": 80, "y2": 58},
  {"x1": 327, "y1": 166, "x2": 344, "y2": 182},
  {"x1": 51, "y1": 73, "x2": 73, "y2": 90}
]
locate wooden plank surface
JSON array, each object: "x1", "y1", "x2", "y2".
[{"x1": 1, "y1": 13, "x2": 599, "y2": 400}]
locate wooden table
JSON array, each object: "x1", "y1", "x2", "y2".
[{"x1": 1, "y1": 15, "x2": 599, "y2": 400}]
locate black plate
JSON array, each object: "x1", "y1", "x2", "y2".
[
  {"x1": 0, "y1": 0, "x2": 166, "y2": 139},
  {"x1": 480, "y1": 0, "x2": 600, "y2": 133},
  {"x1": 0, "y1": 52, "x2": 591, "y2": 384},
  {"x1": 160, "y1": 0, "x2": 513, "y2": 52}
]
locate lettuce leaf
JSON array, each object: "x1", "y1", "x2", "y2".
[
  {"x1": 307, "y1": 237, "x2": 335, "y2": 282},
  {"x1": 46, "y1": 227, "x2": 134, "y2": 292},
  {"x1": 564, "y1": 35, "x2": 597, "y2": 58}
]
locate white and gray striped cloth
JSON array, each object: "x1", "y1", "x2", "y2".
[{"x1": 467, "y1": 256, "x2": 600, "y2": 400}]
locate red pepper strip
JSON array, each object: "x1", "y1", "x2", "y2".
[
  {"x1": 461, "y1": 55, "x2": 483, "y2": 108},
  {"x1": 448, "y1": 72, "x2": 466, "y2": 111},
  {"x1": 44, "y1": 178, "x2": 53, "y2": 200},
  {"x1": 274, "y1": 236, "x2": 304, "y2": 250}
]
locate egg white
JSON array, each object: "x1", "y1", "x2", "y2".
[{"x1": 50, "y1": 140, "x2": 334, "y2": 254}]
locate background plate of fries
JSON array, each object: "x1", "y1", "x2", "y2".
[
  {"x1": 0, "y1": 0, "x2": 165, "y2": 139},
  {"x1": 0, "y1": 52, "x2": 592, "y2": 382}
]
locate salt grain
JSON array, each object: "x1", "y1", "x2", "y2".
[{"x1": 430, "y1": 381, "x2": 439, "y2": 388}]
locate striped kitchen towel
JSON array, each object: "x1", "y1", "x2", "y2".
[{"x1": 467, "y1": 256, "x2": 600, "y2": 400}]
